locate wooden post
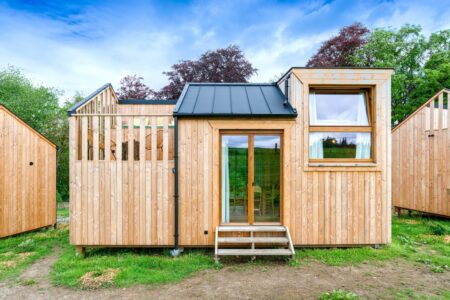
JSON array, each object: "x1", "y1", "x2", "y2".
[{"x1": 75, "y1": 246, "x2": 85, "y2": 257}]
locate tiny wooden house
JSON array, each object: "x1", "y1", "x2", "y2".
[
  {"x1": 392, "y1": 89, "x2": 449, "y2": 217},
  {"x1": 69, "y1": 68, "x2": 393, "y2": 256},
  {"x1": 0, "y1": 104, "x2": 57, "y2": 238}
]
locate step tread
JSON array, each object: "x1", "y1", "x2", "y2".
[
  {"x1": 217, "y1": 226, "x2": 286, "y2": 232},
  {"x1": 217, "y1": 249, "x2": 293, "y2": 256},
  {"x1": 217, "y1": 237, "x2": 289, "y2": 244}
]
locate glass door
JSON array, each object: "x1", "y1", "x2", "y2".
[
  {"x1": 221, "y1": 132, "x2": 281, "y2": 224},
  {"x1": 253, "y1": 135, "x2": 281, "y2": 223},
  {"x1": 221, "y1": 135, "x2": 249, "y2": 223}
]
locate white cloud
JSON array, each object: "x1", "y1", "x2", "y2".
[
  {"x1": 0, "y1": 0, "x2": 448, "y2": 104},
  {"x1": 0, "y1": 3, "x2": 182, "y2": 101}
]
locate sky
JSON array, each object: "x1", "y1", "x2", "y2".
[{"x1": 0, "y1": 0, "x2": 449, "y2": 102}]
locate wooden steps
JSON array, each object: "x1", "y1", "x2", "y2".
[
  {"x1": 214, "y1": 225, "x2": 295, "y2": 262},
  {"x1": 217, "y1": 225, "x2": 286, "y2": 232},
  {"x1": 217, "y1": 237, "x2": 289, "y2": 244},
  {"x1": 217, "y1": 249, "x2": 293, "y2": 256}
]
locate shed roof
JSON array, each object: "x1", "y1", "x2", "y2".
[
  {"x1": 118, "y1": 99, "x2": 177, "y2": 105},
  {"x1": 67, "y1": 83, "x2": 113, "y2": 116},
  {"x1": 0, "y1": 104, "x2": 57, "y2": 148},
  {"x1": 173, "y1": 83, "x2": 297, "y2": 117}
]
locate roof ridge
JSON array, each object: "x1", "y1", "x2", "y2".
[{"x1": 0, "y1": 103, "x2": 57, "y2": 147}]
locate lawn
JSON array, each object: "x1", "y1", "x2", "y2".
[
  {"x1": 57, "y1": 207, "x2": 69, "y2": 218},
  {"x1": 0, "y1": 213, "x2": 448, "y2": 290},
  {"x1": 0, "y1": 226, "x2": 67, "y2": 281},
  {"x1": 292, "y1": 215, "x2": 450, "y2": 272}
]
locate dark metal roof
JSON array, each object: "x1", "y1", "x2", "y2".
[
  {"x1": 67, "y1": 83, "x2": 112, "y2": 116},
  {"x1": 174, "y1": 83, "x2": 297, "y2": 118},
  {"x1": 118, "y1": 99, "x2": 178, "y2": 105}
]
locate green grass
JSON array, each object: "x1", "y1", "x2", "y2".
[
  {"x1": 51, "y1": 247, "x2": 216, "y2": 288},
  {"x1": 57, "y1": 207, "x2": 69, "y2": 218},
  {"x1": 319, "y1": 289, "x2": 360, "y2": 300},
  {"x1": 389, "y1": 288, "x2": 450, "y2": 300},
  {"x1": 1, "y1": 213, "x2": 449, "y2": 290},
  {"x1": 0, "y1": 227, "x2": 67, "y2": 281},
  {"x1": 292, "y1": 215, "x2": 450, "y2": 271},
  {"x1": 323, "y1": 147, "x2": 356, "y2": 159}
]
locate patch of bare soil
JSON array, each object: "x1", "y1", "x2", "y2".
[
  {"x1": 444, "y1": 235, "x2": 450, "y2": 244},
  {"x1": 0, "y1": 259, "x2": 449, "y2": 300},
  {"x1": 80, "y1": 269, "x2": 119, "y2": 289}
]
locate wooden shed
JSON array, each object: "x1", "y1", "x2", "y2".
[
  {"x1": 69, "y1": 68, "x2": 393, "y2": 258},
  {"x1": 392, "y1": 89, "x2": 449, "y2": 217},
  {"x1": 0, "y1": 104, "x2": 57, "y2": 238}
]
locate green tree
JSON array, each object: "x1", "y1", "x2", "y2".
[
  {"x1": 409, "y1": 30, "x2": 450, "y2": 111},
  {"x1": 0, "y1": 67, "x2": 77, "y2": 201},
  {"x1": 351, "y1": 25, "x2": 450, "y2": 123},
  {"x1": 0, "y1": 67, "x2": 61, "y2": 136},
  {"x1": 53, "y1": 94, "x2": 83, "y2": 201}
]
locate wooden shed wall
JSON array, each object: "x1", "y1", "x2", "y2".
[
  {"x1": 392, "y1": 90, "x2": 450, "y2": 217},
  {"x1": 69, "y1": 92, "x2": 175, "y2": 246},
  {"x1": 0, "y1": 106, "x2": 56, "y2": 238},
  {"x1": 178, "y1": 68, "x2": 393, "y2": 246},
  {"x1": 117, "y1": 103, "x2": 175, "y2": 116}
]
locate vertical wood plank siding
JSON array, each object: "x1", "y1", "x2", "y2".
[
  {"x1": 178, "y1": 69, "x2": 392, "y2": 246},
  {"x1": 71, "y1": 69, "x2": 392, "y2": 247},
  {"x1": 69, "y1": 87, "x2": 175, "y2": 246},
  {"x1": 0, "y1": 106, "x2": 56, "y2": 238},
  {"x1": 392, "y1": 90, "x2": 449, "y2": 217}
]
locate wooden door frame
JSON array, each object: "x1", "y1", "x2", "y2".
[{"x1": 219, "y1": 130, "x2": 283, "y2": 225}]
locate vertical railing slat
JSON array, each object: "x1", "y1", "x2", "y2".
[
  {"x1": 139, "y1": 117, "x2": 146, "y2": 244},
  {"x1": 104, "y1": 116, "x2": 111, "y2": 244},
  {"x1": 127, "y1": 116, "x2": 134, "y2": 244},
  {"x1": 163, "y1": 116, "x2": 169, "y2": 244},
  {"x1": 93, "y1": 116, "x2": 99, "y2": 244},
  {"x1": 116, "y1": 116, "x2": 122, "y2": 244},
  {"x1": 81, "y1": 116, "x2": 88, "y2": 244},
  {"x1": 151, "y1": 116, "x2": 157, "y2": 244},
  {"x1": 69, "y1": 117, "x2": 77, "y2": 244}
]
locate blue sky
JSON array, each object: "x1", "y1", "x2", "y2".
[{"x1": 0, "y1": 0, "x2": 449, "y2": 101}]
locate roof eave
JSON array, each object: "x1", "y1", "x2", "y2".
[
  {"x1": 173, "y1": 112, "x2": 298, "y2": 118},
  {"x1": 67, "y1": 83, "x2": 113, "y2": 116},
  {"x1": 118, "y1": 99, "x2": 178, "y2": 105},
  {"x1": 173, "y1": 83, "x2": 190, "y2": 114},
  {"x1": 0, "y1": 103, "x2": 58, "y2": 147}
]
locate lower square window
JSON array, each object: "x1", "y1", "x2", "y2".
[{"x1": 309, "y1": 132, "x2": 371, "y2": 159}]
